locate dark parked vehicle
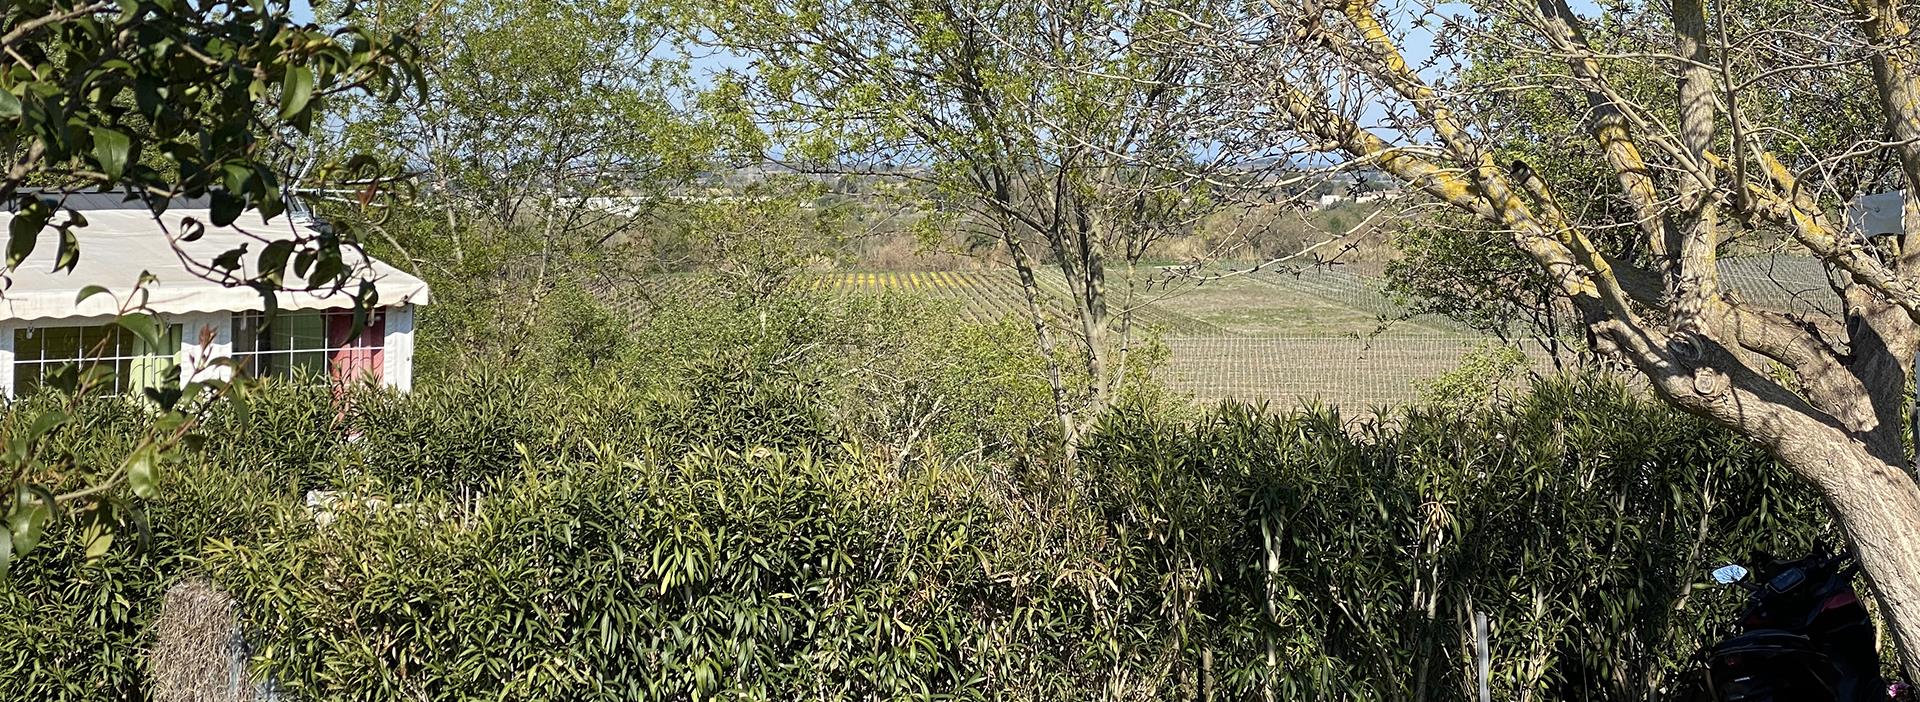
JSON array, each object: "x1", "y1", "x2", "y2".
[{"x1": 1690, "y1": 547, "x2": 1892, "y2": 701}]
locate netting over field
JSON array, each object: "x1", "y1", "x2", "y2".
[
  {"x1": 1718, "y1": 256, "x2": 1840, "y2": 317},
  {"x1": 1159, "y1": 336, "x2": 1562, "y2": 407},
  {"x1": 805, "y1": 269, "x2": 1240, "y2": 333},
  {"x1": 1252, "y1": 265, "x2": 1485, "y2": 332},
  {"x1": 808, "y1": 271, "x2": 1032, "y2": 324},
  {"x1": 1250, "y1": 267, "x2": 1403, "y2": 317},
  {"x1": 658, "y1": 264, "x2": 1670, "y2": 408}
]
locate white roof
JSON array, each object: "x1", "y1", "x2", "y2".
[{"x1": 0, "y1": 208, "x2": 429, "y2": 322}]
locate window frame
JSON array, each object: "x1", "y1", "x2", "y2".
[
  {"x1": 229, "y1": 309, "x2": 386, "y2": 385},
  {"x1": 10, "y1": 320, "x2": 184, "y2": 396}
]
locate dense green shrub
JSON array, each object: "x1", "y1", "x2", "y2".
[
  {"x1": 0, "y1": 370, "x2": 1832, "y2": 702},
  {"x1": 1075, "y1": 376, "x2": 1828, "y2": 701},
  {"x1": 210, "y1": 446, "x2": 997, "y2": 700},
  {"x1": 617, "y1": 287, "x2": 1062, "y2": 461},
  {"x1": 349, "y1": 370, "x2": 582, "y2": 493},
  {"x1": 0, "y1": 448, "x2": 284, "y2": 701},
  {"x1": 194, "y1": 382, "x2": 351, "y2": 496}
]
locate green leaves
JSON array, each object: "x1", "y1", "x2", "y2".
[
  {"x1": 7, "y1": 198, "x2": 50, "y2": 269},
  {"x1": 90, "y1": 127, "x2": 131, "y2": 180},
  {"x1": 81, "y1": 523, "x2": 113, "y2": 560},
  {"x1": 52, "y1": 223, "x2": 80, "y2": 273},
  {"x1": 22, "y1": 410, "x2": 70, "y2": 449},
  {"x1": 125, "y1": 445, "x2": 159, "y2": 499},
  {"x1": 258, "y1": 239, "x2": 295, "y2": 286},
  {"x1": 209, "y1": 190, "x2": 244, "y2": 227},
  {"x1": 8, "y1": 487, "x2": 53, "y2": 557},
  {"x1": 115, "y1": 313, "x2": 164, "y2": 352},
  {"x1": 75, "y1": 284, "x2": 113, "y2": 305},
  {"x1": 280, "y1": 65, "x2": 316, "y2": 120}
]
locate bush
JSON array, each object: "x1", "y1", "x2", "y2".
[
  {"x1": 0, "y1": 452, "x2": 284, "y2": 701},
  {"x1": 616, "y1": 286, "x2": 1060, "y2": 462},
  {"x1": 1076, "y1": 375, "x2": 1828, "y2": 700},
  {"x1": 0, "y1": 343, "x2": 1832, "y2": 701}
]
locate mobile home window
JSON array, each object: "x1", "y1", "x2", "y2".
[
  {"x1": 231, "y1": 310, "x2": 385, "y2": 384},
  {"x1": 12, "y1": 323, "x2": 183, "y2": 395}
]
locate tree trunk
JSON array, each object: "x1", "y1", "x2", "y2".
[
  {"x1": 1002, "y1": 229, "x2": 1081, "y2": 462},
  {"x1": 1790, "y1": 444, "x2": 1920, "y2": 679},
  {"x1": 1202, "y1": 646, "x2": 1216, "y2": 702}
]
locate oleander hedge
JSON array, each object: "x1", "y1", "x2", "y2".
[{"x1": 0, "y1": 369, "x2": 1829, "y2": 701}]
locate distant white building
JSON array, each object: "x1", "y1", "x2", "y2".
[{"x1": 0, "y1": 196, "x2": 430, "y2": 398}]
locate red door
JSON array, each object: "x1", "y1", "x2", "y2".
[{"x1": 326, "y1": 310, "x2": 386, "y2": 387}]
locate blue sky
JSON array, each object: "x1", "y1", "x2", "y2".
[
  {"x1": 295, "y1": 0, "x2": 1574, "y2": 92},
  {"x1": 291, "y1": 0, "x2": 1596, "y2": 151}
]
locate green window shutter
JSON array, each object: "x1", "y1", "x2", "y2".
[{"x1": 128, "y1": 325, "x2": 183, "y2": 394}]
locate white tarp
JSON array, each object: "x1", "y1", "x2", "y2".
[
  {"x1": 1845, "y1": 190, "x2": 1906, "y2": 236},
  {"x1": 0, "y1": 208, "x2": 429, "y2": 322}
]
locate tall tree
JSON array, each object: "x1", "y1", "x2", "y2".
[
  {"x1": 322, "y1": 0, "x2": 716, "y2": 363},
  {"x1": 1180, "y1": 0, "x2": 1920, "y2": 679},
  {"x1": 695, "y1": 0, "x2": 1279, "y2": 458}
]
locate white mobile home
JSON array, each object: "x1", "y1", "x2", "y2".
[{"x1": 0, "y1": 197, "x2": 429, "y2": 398}]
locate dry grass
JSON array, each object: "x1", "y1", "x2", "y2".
[
  {"x1": 853, "y1": 232, "x2": 990, "y2": 271},
  {"x1": 149, "y1": 578, "x2": 253, "y2": 702}
]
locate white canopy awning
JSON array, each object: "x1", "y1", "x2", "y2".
[{"x1": 0, "y1": 208, "x2": 430, "y2": 322}]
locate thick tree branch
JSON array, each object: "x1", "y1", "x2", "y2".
[
  {"x1": 1741, "y1": 152, "x2": 1920, "y2": 320},
  {"x1": 1853, "y1": 0, "x2": 1920, "y2": 224},
  {"x1": 1326, "y1": 0, "x2": 1649, "y2": 330},
  {"x1": 1671, "y1": 0, "x2": 1722, "y2": 328}
]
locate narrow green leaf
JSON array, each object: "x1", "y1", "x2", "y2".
[
  {"x1": 54, "y1": 226, "x2": 80, "y2": 272},
  {"x1": 76, "y1": 285, "x2": 113, "y2": 305},
  {"x1": 231, "y1": 383, "x2": 251, "y2": 426},
  {"x1": 0, "y1": 91, "x2": 19, "y2": 120}
]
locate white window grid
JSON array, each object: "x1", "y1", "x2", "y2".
[
  {"x1": 228, "y1": 310, "x2": 384, "y2": 383},
  {"x1": 12, "y1": 323, "x2": 184, "y2": 395}
]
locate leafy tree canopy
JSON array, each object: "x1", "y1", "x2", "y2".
[{"x1": 0, "y1": 0, "x2": 419, "y2": 575}]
